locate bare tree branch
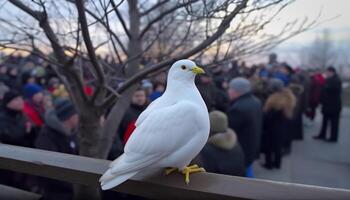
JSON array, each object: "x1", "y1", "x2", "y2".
[{"x1": 139, "y1": 0, "x2": 199, "y2": 38}]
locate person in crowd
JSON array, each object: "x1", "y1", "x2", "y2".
[
  {"x1": 261, "y1": 79, "x2": 296, "y2": 169},
  {"x1": 23, "y1": 83, "x2": 46, "y2": 147},
  {"x1": 47, "y1": 77, "x2": 60, "y2": 93},
  {"x1": 5, "y1": 66, "x2": 21, "y2": 89},
  {"x1": 35, "y1": 99, "x2": 79, "y2": 200},
  {"x1": 21, "y1": 70, "x2": 36, "y2": 86},
  {"x1": 314, "y1": 66, "x2": 342, "y2": 142},
  {"x1": 0, "y1": 65, "x2": 9, "y2": 83},
  {"x1": 197, "y1": 72, "x2": 218, "y2": 111},
  {"x1": 213, "y1": 76, "x2": 230, "y2": 112},
  {"x1": 288, "y1": 78, "x2": 304, "y2": 141},
  {"x1": 52, "y1": 84, "x2": 69, "y2": 99},
  {"x1": 272, "y1": 64, "x2": 291, "y2": 86},
  {"x1": 195, "y1": 110, "x2": 246, "y2": 176},
  {"x1": 227, "y1": 77, "x2": 262, "y2": 177},
  {"x1": 0, "y1": 82, "x2": 9, "y2": 100},
  {"x1": 119, "y1": 88, "x2": 148, "y2": 145},
  {"x1": 23, "y1": 83, "x2": 45, "y2": 127},
  {"x1": 149, "y1": 82, "x2": 165, "y2": 101},
  {"x1": 141, "y1": 79, "x2": 153, "y2": 99},
  {"x1": 307, "y1": 70, "x2": 326, "y2": 120},
  {"x1": 0, "y1": 90, "x2": 29, "y2": 146},
  {"x1": 0, "y1": 90, "x2": 30, "y2": 188}
]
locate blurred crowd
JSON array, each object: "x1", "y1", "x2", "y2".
[{"x1": 0, "y1": 53, "x2": 343, "y2": 199}]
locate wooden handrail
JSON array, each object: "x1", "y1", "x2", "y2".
[{"x1": 1, "y1": 144, "x2": 350, "y2": 200}]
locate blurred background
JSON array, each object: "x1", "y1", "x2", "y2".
[{"x1": 0, "y1": 0, "x2": 349, "y2": 199}]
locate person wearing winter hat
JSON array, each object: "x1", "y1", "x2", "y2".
[
  {"x1": 261, "y1": 79, "x2": 296, "y2": 169},
  {"x1": 23, "y1": 83, "x2": 45, "y2": 127},
  {"x1": 0, "y1": 90, "x2": 29, "y2": 146},
  {"x1": 195, "y1": 110, "x2": 246, "y2": 176},
  {"x1": 5, "y1": 66, "x2": 21, "y2": 89},
  {"x1": 0, "y1": 90, "x2": 31, "y2": 188},
  {"x1": 35, "y1": 99, "x2": 79, "y2": 200},
  {"x1": 227, "y1": 77, "x2": 262, "y2": 177}
]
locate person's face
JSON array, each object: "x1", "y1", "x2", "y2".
[
  {"x1": 0, "y1": 67, "x2": 7, "y2": 74},
  {"x1": 228, "y1": 88, "x2": 240, "y2": 101},
  {"x1": 132, "y1": 90, "x2": 147, "y2": 106},
  {"x1": 9, "y1": 68, "x2": 18, "y2": 76},
  {"x1": 7, "y1": 96, "x2": 24, "y2": 111},
  {"x1": 155, "y1": 84, "x2": 165, "y2": 92},
  {"x1": 27, "y1": 77, "x2": 36, "y2": 84},
  {"x1": 325, "y1": 71, "x2": 334, "y2": 78},
  {"x1": 32, "y1": 92, "x2": 43, "y2": 104},
  {"x1": 279, "y1": 66, "x2": 289, "y2": 75},
  {"x1": 222, "y1": 81, "x2": 228, "y2": 89}
]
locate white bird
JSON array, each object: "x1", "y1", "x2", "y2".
[{"x1": 100, "y1": 59, "x2": 210, "y2": 190}]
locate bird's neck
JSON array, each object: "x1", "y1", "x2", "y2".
[
  {"x1": 164, "y1": 79, "x2": 203, "y2": 102},
  {"x1": 166, "y1": 78, "x2": 196, "y2": 92}
]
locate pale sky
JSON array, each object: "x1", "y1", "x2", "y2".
[{"x1": 268, "y1": 0, "x2": 350, "y2": 66}]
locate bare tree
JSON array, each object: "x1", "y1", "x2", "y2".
[{"x1": 0, "y1": 0, "x2": 315, "y2": 198}]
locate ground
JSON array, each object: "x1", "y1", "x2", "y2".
[{"x1": 253, "y1": 107, "x2": 350, "y2": 189}]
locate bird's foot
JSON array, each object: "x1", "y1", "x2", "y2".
[{"x1": 181, "y1": 164, "x2": 205, "y2": 185}]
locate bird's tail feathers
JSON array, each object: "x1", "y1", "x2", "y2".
[{"x1": 100, "y1": 170, "x2": 138, "y2": 190}]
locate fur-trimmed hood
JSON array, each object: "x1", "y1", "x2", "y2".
[
  {"x1": 208, "y1": 128, "x2": 237, "y2": 150},
  {"x1": 263, "y1": 88, "x2": 296, "y2": 118}
]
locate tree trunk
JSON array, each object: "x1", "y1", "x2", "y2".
[
  {"x1": 96, "y1": 0, "x2": 143, "y2": 160},
  {"x1": 75, "y1": 108, "x2": 103, "y2": 200},
  {"x1": 98, "y1": 85, "x2": 138, "y2": 158}
]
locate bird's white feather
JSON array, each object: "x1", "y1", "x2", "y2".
[{"x1": 100, "y1": 59, "x2": 210, "y2": 190}]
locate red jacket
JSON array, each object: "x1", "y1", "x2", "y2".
[{"x1": 23, "y1": 101, "x2": 44, "y2": 127}]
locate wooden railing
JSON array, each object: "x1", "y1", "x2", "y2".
[{"x1": 1, "y1": 144, "x2": 350, "y2": 200}]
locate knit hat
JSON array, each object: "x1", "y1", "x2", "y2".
[
  {"x1": 54, "y1": 99, "x2": 77, "y2": 121},
  {"x1": 23, "y1": 83, "x2": 43, "y2": 99},
  {"x1": 2, "y1": 90, "x2": 21, "y2": 107},
  {"x1": 267, "y1": 78, "x2": 284, "y2": 93},
  {"x1": 209, "y1": 110, "x2": 228, "y2": 135},
  {"x1": 141, "y1": 80, "x2": 153, "y2": 89},
  {"x1": 229, "y1": 77, "x2": 251, "y2": 95}
]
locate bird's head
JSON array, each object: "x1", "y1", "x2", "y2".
[{"x1": 168, "y1": 59, "x2": 205, "y2": 82}]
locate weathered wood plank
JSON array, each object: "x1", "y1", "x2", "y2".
[{"x1": 0, "y1": 144, "x2": 350, "y2": 200}]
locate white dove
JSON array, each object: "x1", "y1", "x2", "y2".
[{"x1": 100, "y1": 59, "x2": 210, "y2": 190}]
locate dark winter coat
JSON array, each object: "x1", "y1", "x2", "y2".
[
  {"x1": 35, "y1": 110, "x2": 78, "y2": 200},
  {"x1": 262, "y1": 89, "x2": 296, "y2": 152},
  {"x1": 0, "y1": 108, "x2": 27, "y2": 146},
  {"x1": 227, "y1": 93, "x2": 262, "y2": 167},
  {"x1": 0, "y1": 108, "x2": 28, "y2": 188},
  {"x1": 321, "y1": 74, "x2": 342, "y2": 115},
  {"x1": 197, "y1": 82, "x2": 218, "y2": 111},
  {"x1": 119, "y1": 104, "x2": 147, "y2": 144},
  {"x1": 289, "y1": 83, "x2": 304, "y2": 140},
  {"x1": 196, "y1": 129, "x2": 246, "y2": 177}
]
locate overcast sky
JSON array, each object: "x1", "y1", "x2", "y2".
[{"x1": 268, "y1": 0, "x2": 350, "y2": 66}]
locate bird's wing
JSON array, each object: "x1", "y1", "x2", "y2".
[
  {"x1": 135, "y1": 97, "x2": 160, "y2": 126},
  {"x1": 109, "y1": 101, "x2": 200, "y2": 175}
]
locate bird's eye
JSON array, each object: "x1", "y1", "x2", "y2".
[{"x1": 181, "y1": 65, "x2": 186, "y2": 70}]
